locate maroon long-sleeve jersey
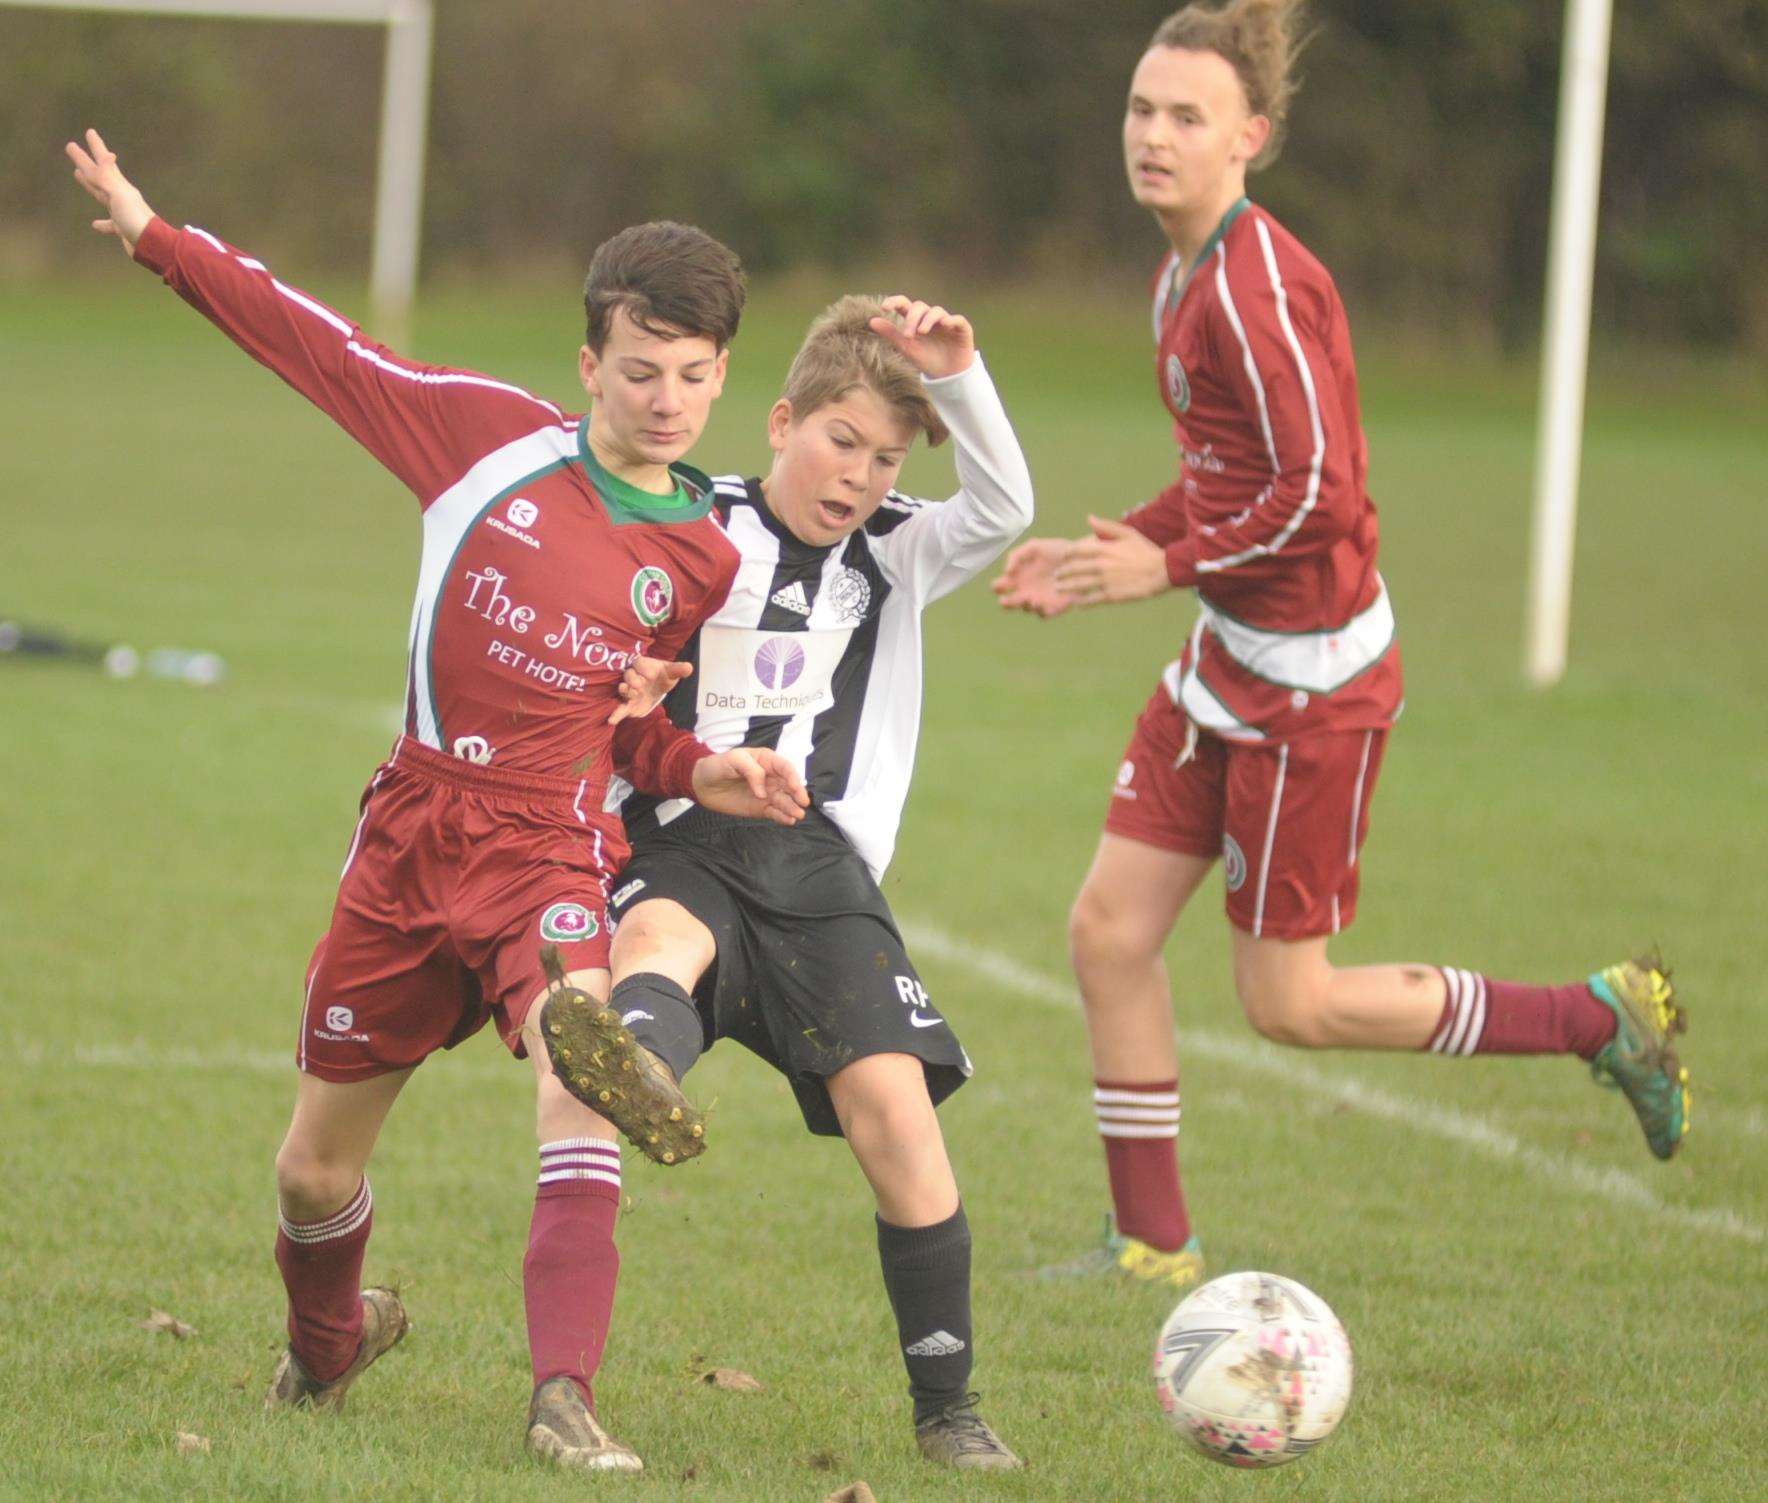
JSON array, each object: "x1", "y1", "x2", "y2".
[
  {"x1": 133, "y1": 216, "x2": 734, "y2": 795},
  {"x1": 1124, "y1": 199, "x2": 1403, "y2": 742}
]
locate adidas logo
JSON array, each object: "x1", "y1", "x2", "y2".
[
  {"x1": 905, "y1": 1329, "x2": 967, "y2": 1357},
  {"x1": 770, "y1": 580, "x2": 811, "y2": 616}
]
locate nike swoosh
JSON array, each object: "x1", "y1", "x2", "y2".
[
  {"x1": 620, "y1": 1009, "x2": 654, "y2": 1027},
  {"x1": 909, "y1": 1012, "x2": 943, "y2": 1029}
]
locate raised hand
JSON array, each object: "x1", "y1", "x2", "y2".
[
  {"x1": 607, "y1": 654, "x2": 693, "y2": 725},
  {"x1": 64, "y1": 129, "x2": 154, "y2": 259},
  {"x1": 992, "y1": 536, "x2": 1077, "y2": 618},
  {"x1": 690, "y1": 747, "x2": 811, "y2": 826},
  {"x1": 1052, "y1": 515, "x2": 1172, "y2": 606},
  {"x1": 868, "y1": 295, "x2": 976, "y2": 380}
]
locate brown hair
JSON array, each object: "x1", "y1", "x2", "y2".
[
  {"x1": 1150, "y1": 0, "x2": 1309, "y2": 169},
  {"x1": 582, "y1": 220, "x2": 746, "y2": 352},
  {"x1": 780, "y1": 295, "x2": 949, "y2": 447}
]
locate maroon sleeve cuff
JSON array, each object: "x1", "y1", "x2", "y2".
[
  {"x1": 657, "y1": 731, "x2": 716, "y2": 801},
  {"x1": 133, "y1": 215, "x2": 179, "y2": 277},
  {"x1": 1164, "y1": 540, "x2": 1198, "y2": 589}
]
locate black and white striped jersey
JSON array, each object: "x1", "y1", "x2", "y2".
[{"x1": 608, "y1": 355, "x2": 1034, "y2": 879}]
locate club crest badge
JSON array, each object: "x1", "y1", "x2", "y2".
[
  {"x1": 827, "y1": 567, "x2": 872, "y2": 625},
  {"x1": 1222, "y1": 834, "x2": 1247, "y2": 893},
  {"x1": 540, "y1": 901, "x2": 600, "y2": 943},
  {"x1": 630, "y1": 566, "x2": 674, "y2": 628},
  {"x1": 1165, "y1": 353, "x2": 1191, "y2": 413}
]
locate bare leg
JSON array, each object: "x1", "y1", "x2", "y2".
[
  {"x1": 830, "y1": 1053, "x2": 1010, "y2": 1461},
  {"x1": 1068, "y1": 834, "x2": 1215, "y2": 1079},
  {"x1": 270, "y1": 1068, "x2": 413, "y2": 1389},
  {"x1": 515, "y1": 966, "x2": 643, "y2": 1467},
  {"x1": 1229, "y1": 930, "x2": 1447, "y2": 1049},
  {"x1": 828, "y1": 1052, "x2": 959, "y2": 1227},
  {"x1": 1065, "y1": 833, "x2": 1213, "y2": 1258},
  {"x1": 608, "y1": 897, "x2": 716, "y2": 993},
  {"x1": 275, "y1": 1068, "x2": 412, "y2": 1222}
]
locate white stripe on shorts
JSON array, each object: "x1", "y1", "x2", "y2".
[{"x1": 1252, "y1": 745, "x2": 1291, "y2": 937}]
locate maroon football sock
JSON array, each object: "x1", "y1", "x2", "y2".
[
  {"x1": 275, "y1": 1178, "x2": 373, "y2": 1382},
  {"x1": 1094, "y1": 1078, "x2": 1191, "y2": 1251},
  {"x1": 1424, "y1": 967, "x2": 1617, "y2": 1060},
  {"x1": 525, "y1": 1138, "x2": 622, "y2": 1409}
]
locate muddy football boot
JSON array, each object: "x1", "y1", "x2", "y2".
[
  {"x1": 1037, "y1": 1214, "x2": 1205, "y2": 1291},
  {"x1": 525, "y1": 1376, "x2": 643, "y2": 1473},
  {"x1": 536, "y1": 945, "x2": 706, "y2": 1165},
  {"x1": 264, "y1": 1287, "x2": 408, "y2": 1411},
  {"x1": 915, "y1": 1392, "x2": 1023, "y2": 1471},
  {"x1": 1588, "y1": 953, "x2": 1691, "y2": 1160}
]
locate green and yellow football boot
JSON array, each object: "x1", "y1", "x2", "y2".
[
  {"x1": 1038, "y1": 1215, "x2": 1205, "y2": 1291},
  {"x1": 1587, "y1": 953, "x2": 1690, "y2": 1161}
]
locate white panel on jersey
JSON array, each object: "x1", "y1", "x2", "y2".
[
  {"x1": 409, "y1": 424, "x2": 575, "y2": 747},
  {"x1": 1199, "y1": 578, "x2": 1394, "y2": 695},
  {"x1": 696, "y1": 624, "x2": 854, "y2": 723},
  {"x1": 1171, "y1": 660, "x2": 1266, "y2": 743},
  {"x1": 820, "y1": 587, "x2": 923, "y2": 879},
  {"x1": 647, "y1": 496, "x2": 779, "y2": 829}
]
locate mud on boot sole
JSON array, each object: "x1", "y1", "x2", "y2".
[{"x1": 537, "y1": 946, "x2": 707, "y2": 1165}]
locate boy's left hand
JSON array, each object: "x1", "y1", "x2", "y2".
[
  {"x1": 1053, "y1": 516, "x2": 1172, "y2": 605},
  {"x1": 870, "y1": 296, "x2": 975, "y2": 379},
  {"x1": 608, "y1": 654, "x2": 692, "y2": 725},
  {"x1": 691, "y1": 748, "x2": 810, "y2": 826}
]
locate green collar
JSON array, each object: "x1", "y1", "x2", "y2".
[
  {"x1": 575, "y1": 414, "x2": 713, "y2": 524},
  {"x1": 1169, "y1": 196, "x2": 1252, "y2": 311}
]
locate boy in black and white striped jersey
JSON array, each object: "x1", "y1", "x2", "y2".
[{"x1": 553, "y1": 293, "x2": 1034, "y2": 1470}]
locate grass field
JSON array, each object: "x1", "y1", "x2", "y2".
[{"x1": 1, "y1": 268, "x2": 1764, "y2": 1503}]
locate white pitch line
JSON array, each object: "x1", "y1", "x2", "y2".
[
  {"x1": 3, "y1": 1035, "x2": 510, "y2": 1081},
  {"x1": 901, "y1": 920, "x2": 1765, "y2": 1248}
]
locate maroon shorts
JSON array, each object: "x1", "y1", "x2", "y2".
[
  {"x1": 297, "y1": 738, "x2": 626, "y2": 1082},
  {"x1": 1103, "y1": 684, "x2": 1387, "y2": 941}
]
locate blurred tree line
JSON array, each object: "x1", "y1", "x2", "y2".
[{"x1": 4, "y1": 0, "x2": 1764, "y2": 352}]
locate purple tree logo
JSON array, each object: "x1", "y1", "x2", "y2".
[{"x1": 753, "y1": 636, "x2": 806, "y2": 690}]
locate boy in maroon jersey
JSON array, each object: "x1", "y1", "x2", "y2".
[
  {"x1": 67, "y1": 129, "x2": 807, "y2": 1472},
  {"x1": 992, "y1": 1, "x2": 1689, "y2": 1289}
]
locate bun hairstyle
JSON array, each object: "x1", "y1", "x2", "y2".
[{"x1": 1150, "y1": 0, "x2": 1309, "y2": 169}]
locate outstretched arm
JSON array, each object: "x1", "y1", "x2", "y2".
[
  {"x1": 865, "y1": 297, "x2": 1035, "y2": 605},
  {"x1": 66, "y1": 129, "x2": 153, "y2": 257},
  {"x1": 991, "y1": 537, "x2": 1076, "y2": 618},
  {"x1": 63, "y1": 129, "x2": 566, "y2": 507},
  {"x1": 994, "y1": 474, "x2": 1184, "y2": 615},
  {"x1": 611, "y1": 713, "x2": 807, "y2": 826}
]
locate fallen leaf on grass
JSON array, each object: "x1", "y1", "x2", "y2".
[
  {"x1": 823, "y1": 1483, "x2": 877, "y2": 1503},
  {"x1": 175, "y1": 1432, "x2": 210, "y2": 1456},
  {"x1": 699, "y1": 1367, "x2": 763, "y2": 1392},
  {"x1": 139, "y1": 1310, "x2": 197, "y2": 1339}
]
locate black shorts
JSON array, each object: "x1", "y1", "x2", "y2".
[{"x1": 608, "y1": 807, "x2": 972, "y2": 1136}]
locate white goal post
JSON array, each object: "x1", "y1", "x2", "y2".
[
  {"x1": 1525, "y1": 0, "x2": 1615, "y2": 688},
  {"x1": 10, "y1": 0, "x2": 433, "y2": 347}
]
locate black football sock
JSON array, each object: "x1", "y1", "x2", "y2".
[
  {"x1": 876, "y1": 1204, "x2": 974, "y2": 1423},
  {"x1": 608, "y1": 973, "x2": 705, "y2": 1083}
]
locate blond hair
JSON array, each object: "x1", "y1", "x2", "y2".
[
  {"x1": 780, "y1": 295, "x2": 949, "y2": 447},
  {"x1": 1150, "y1": 0, "x2": 1309, "y2": 169}
]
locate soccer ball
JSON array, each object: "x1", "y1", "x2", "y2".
[{"x1": 1152, "y1": 1270, "x2": 1353, "y2": 1468}]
